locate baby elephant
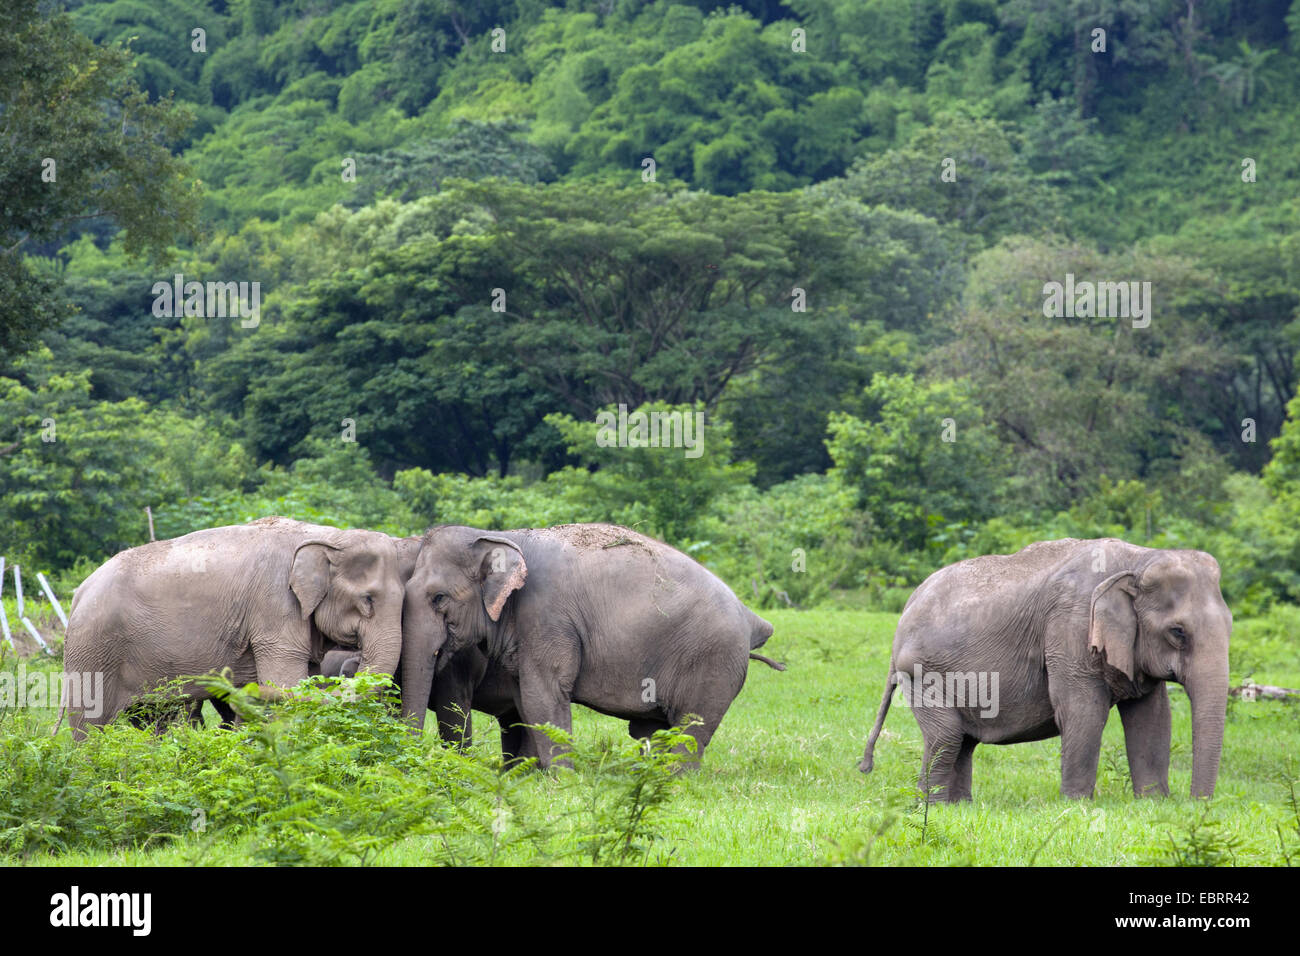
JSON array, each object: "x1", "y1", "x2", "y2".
[
  {"x1": 860, "y1": 538, "x2": 1231, "y2": 802},
  {"x1": 319, "y1": 649, "x2": 363, "y2": 680}
]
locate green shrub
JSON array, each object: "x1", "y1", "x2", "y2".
[{"x1": 0, "y1": 668, "x2": 698, "y2": 866}]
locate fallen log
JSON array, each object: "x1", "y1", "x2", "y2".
[{"x1": 1230, "y1": 683, "x2": 1300, "y2": 701}]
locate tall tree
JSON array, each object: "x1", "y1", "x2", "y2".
[
  {"x1": 933, "y1": 236, "x2": 1232, "y2": 508},
  {"x1": 0, "y1": 0, "x2": 200, "y2": 355}
]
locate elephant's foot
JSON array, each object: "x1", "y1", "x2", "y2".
[
  {"x1": 1132, "y1": 778, "x2": 1170, "y2": 798},
  {"x1": 1058, "y1": 785, "x2": 1096, "y2": 799},
  {"x1": 920, "y1": 783, "x2": 971, "y2": 804}
]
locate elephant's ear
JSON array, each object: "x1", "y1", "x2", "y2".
[
  {"x1": 475, "y1": 537, "x2": 526, "y2": 622},
  {"x1": 1088, "y1": 571, "x2": 1139, "y2": 683},
  {"x1": 392, "y1": 535, "x2": 422, "y2": 584},
  {"x1": 290, "y1": 543, "x2": 333, "y2": 621}
]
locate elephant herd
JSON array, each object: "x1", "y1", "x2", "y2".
[
  {"x1": 63, "y1": 517, "x2": 780, "y2": 769},
  {"x1": 62, "y1": 517, "x2": 1232, "y2": 801}
]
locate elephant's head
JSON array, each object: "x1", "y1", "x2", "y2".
[
  {"x1": 320, "y1": 649, "x2": 363, "y2": 679},
  {"x1": 399, "y1": 526, "x2": 527, "y2": 729},
  {"x1": 289, "y1": 529, "x2": 406, "y2": 680},
  {"x1": 1088, "y1": 550, "x2": 1232, "y2": 797}
]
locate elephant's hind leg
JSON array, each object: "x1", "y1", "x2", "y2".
[
  {"x1": 916, "y1": 709, "x2": 966, "y2": 803},
  {"x1": 67, "y1": 705, "x2": 90, "y2": 741},
  {"x1": 69, "y1": 682, "x2": 130, "y2": 739},
  {"x1": 663, "y1": 705, "x2": 726, "y2": 771},
  {"x1": 951, "y1": 735, "x2": 978, "y2": 801}
]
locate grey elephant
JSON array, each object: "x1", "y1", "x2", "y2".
[
  {"x1": 319, "y1": 648, "x2": 363, "y2": 680},
  {"x1": 398, "y1": 523, "x2": 781, "y2": 768},
  {"x1": 859, "y1": 538, "x2": 1231, "y2": 801},
  {"x1": 63, "y1": 517, "x2": 407, "y2": 738}
]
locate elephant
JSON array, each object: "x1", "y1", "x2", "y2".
[
  {"x1": 188, "y1": 635, "x2": 387, "y2": 730},
  {"x1": 398, "y1": 523, "x2": 782, "y2": 768},
  {"x1": 63, "y1": 517, "x2": 407, "y2": 739},
  {"x1": 859, "y1": 538, "x2": 1232, "y2": 801}
]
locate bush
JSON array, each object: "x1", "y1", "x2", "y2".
[
  {"x1": 694, "y1": 473, "x2": 867, "y2": 608},
  {"x1": 827, "y1": 374, "x2": 1009, "y2": 554},
  {"x1": 0, "y1": 668, "x2": 696, "y2": 866}
]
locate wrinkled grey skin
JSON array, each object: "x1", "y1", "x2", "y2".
[
  {"x1": 400, "y1": 523, "x2": 779, "y2": 768},
  {"x1": 388, "y1": 533, "x2": 423, "y2": 591},
  {"x1": 64, "y1": 517, "x2": 407, "y2": 739},
  {"x1": 434, "y1": 642, "x2": 786, "y2": 761},
  {"x1": 860, "y1": 538, "x2": 1232, "y2": 801}
]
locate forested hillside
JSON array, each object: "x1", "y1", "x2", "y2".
[{"x1": 4, "y1": 0, "x2": 1300, "y2": 613}]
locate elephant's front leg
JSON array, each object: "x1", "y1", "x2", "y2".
[
  {"x1": 518, "y1": 670, "x2": 575, "y2": 771},
  {"x1": 437, "y1": 704, "x2": 473, "y2": 748},
  {"x1": 1050, "y1": 677, "x2": 1112, "y2": 798},
  {"x1": 499, "y1": 708, "x2": 526, "y2": 766},
  {"x1": 434, "y1": 682, "x2": 474, "y2": 749},
  {"x1": 1118, "y1": 683, "x2": 1171, "y2": 797},
  {"x1": 250, "y1": 626, "x2": 313, "y2": 700}
]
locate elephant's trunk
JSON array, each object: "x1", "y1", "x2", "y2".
[
  {"x1": 357, "y1": 603, "x2": 403, "y2": 679},
  {"x1": 1186, "y1": 660, "x2": 1229, "y2": 798},
  {"x1": 399, "y1": 586, "x2": 443, "y2": 731}
]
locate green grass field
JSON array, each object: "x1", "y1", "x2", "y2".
[{"x1": 5, "y1": 608, "x2": 1299, "y2": 866}]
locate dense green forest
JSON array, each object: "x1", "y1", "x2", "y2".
[{"x1": 3, "y1": 0, "x2": 1300, "y2": 614}]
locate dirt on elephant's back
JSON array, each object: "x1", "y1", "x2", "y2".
[{"x1": 526, "y1": 523, "x2": 657, "y2": 556}]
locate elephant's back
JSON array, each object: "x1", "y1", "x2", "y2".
[
  {"x1": 518, "y1": 524, "x2": 754, "y2": 651},
  {"x1": 895, "y1": 539, "x2": 1089, "y2": 657},
  {"x1": 516, "y1": 523, "x2": 729, "y2": 597},
  {"x1": 908, "y1": 538, "x2": 1091, "y2": 609}
]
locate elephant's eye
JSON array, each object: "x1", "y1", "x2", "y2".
[
  {"x1": 1169, "y1": 625, "x2": 1188, "y2": 643},
  {"x1": 432, "y1": 593, "x2": 448, "y2": 610}
]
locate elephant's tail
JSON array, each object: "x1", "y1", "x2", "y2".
[
  {"x1": 745, "y1": 612, "x2": 782, "y2": 669},
  {"x1": 747, "y1": 609, "x2": 774, "y2": 649},
  {"x1": 859, "y1": 668, "x2": 898, "y2": 774},
  {"x1": 748, "y1": 652, "x2": 786, "y2": 671}
]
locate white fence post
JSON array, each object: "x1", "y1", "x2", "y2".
[
  {"x1": 21, "y1": 616, "x2": 49, "y2": 652},
  {"x1": 4, "y1": 562, "x2": 54, "y2": 654},
  {"x1": 0, "y1": 557, "x2": 11, "y2": 651},
  {"x1": 36, "y1": 572, "x2": 68, "y2": 630}
]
